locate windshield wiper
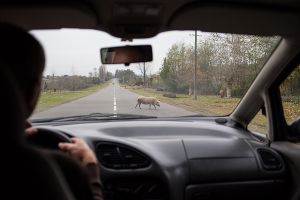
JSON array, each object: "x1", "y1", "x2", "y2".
[{"x1": 32, "y1": 113, "x2": 157, "y2": 123}]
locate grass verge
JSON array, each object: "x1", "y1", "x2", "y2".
[
  {"x1": 127, "y1": 86, "x2": 239, "y2": 116},
  {"x1": 126, "y1": 86, "x2": 269, "y2": 134},
  {"x1": 35, "y1": 82, "x2": 110, "y2": 112}
]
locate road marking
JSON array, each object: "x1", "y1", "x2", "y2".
[{"x1": 113, "y1": 82, "x2": 117, "y2": 116}]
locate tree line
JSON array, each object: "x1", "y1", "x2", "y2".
[
  {"x1": 112, "y1": 33, "x2": 299, "y2": 101},
  {"x1": 281, "y1": 65, "x2": 300, "y2": 102},
  {"x1": 43, "y1": 65, "x2": 113, "y2": 92},
  {"x1": 159, "y1": 33, "x2": 279, "y2": 97}
]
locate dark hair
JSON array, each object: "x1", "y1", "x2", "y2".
[{"x1": 0, "y1": 23, "x2": 45, "y2": 116}]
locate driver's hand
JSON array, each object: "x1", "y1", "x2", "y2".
[
  {"x1": 25, "y1": 127, "x2": 38, "y2": 135},
  {"x1": 58, "y1": 138, "x2": 98, "y2": 166}
]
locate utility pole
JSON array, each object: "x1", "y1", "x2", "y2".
[
  {"x1": 189, "y1": 31, "x2": 200, "y2": 100},
  {"x1": 143, "y1": 62, "x2": 146, "y2": 88},
  {"x1": 194, "y1": 30, "x2": 197, "y2": 100},
  {"x1": 189, "y1": 30, "x2": 200, "y2": 100}
]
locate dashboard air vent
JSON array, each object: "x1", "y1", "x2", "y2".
[
  {"x1": 257, "y1": 149, "x2": 282, "y2": 171},
  {"x1": 96, "y1": 143, "x2": 151, "y2": 169}
]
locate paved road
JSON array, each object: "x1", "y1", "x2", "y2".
[{"x1": 32, "y1": 79, "x2": 195, "y2": 119}]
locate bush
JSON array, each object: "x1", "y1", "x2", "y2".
[
  {"x1": 163, "y1": 93, "x2": 176, "y2": 98},
  {"x1": 156, "y1": 87, "x2": 164, "y2": 91}
]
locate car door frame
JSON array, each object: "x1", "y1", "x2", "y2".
[{"x1": 265, "y1": 43, "x2": 300, "y2": 200}]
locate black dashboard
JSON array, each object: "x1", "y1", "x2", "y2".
[{"x1": 36, "y1": 118, "x2": 289, "y2": 200}]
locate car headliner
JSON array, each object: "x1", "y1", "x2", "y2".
[{"x1": 0, "y1": 0, "x2": 299, "y2": 38}]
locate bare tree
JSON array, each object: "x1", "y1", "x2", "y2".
[
  {"x1": 99, "y1": 65, "x2": 107, "y2": 82},
  {"x1": 137, "y1": 62, "x2": 152, "y2": 87},
  {"x1": 93, "y1": 67, "x2": 98, "y2": 78},
  {"x1": 160, "y1": 33, "x2": 277, "y2": 96}
]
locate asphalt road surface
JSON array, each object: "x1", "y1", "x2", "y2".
[{"x1": 32, "y1": 79, "x2": 195, "y2": 119}]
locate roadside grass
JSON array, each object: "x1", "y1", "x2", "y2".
[
  {"x1": 127, "y1": 86, "x2": 239, "y2": 116},
  {"x1": 248, "y1": 113, "x2": 268, "y2": 134},
  {"x1": 126, "y1": 86, "x2": 271, "y2": 134},
  {"x1": 283, "y1": 101, "x2": 300, "y2": 124},
  {"x1": 35, "y1": 82, "x2": 110, "y2": 112}
]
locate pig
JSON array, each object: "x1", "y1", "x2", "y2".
[
  {"x1": 219, "y1": 89, "x2": 225, "y2": 98},
  {"x1": 135, "y1": 96, "x2": 160, "y2": 109}
]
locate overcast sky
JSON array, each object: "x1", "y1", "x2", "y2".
[{"x1": 31, "y1": 29, "x2": 198, "y2": 76}]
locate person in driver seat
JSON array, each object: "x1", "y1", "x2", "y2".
[{"x1": 0, "y1": 23, "x2": 103, "y2": 200}]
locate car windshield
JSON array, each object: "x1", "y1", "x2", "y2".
[{"x1": 30, "y1": 29, "x2": 279, "y2": 120}]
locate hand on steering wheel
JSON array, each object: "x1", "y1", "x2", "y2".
[
  {"x1": 26, "y1": 127, "x2": 71, "y2": 150},
  {"x1": 59, "y1": 138, "x2": 98, "y2": 165},
  {"x1": 26, "y1": 127, "x2": 97, "y2": 166}
]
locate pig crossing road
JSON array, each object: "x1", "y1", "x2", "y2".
[{"x1": 32, "y1": 79, "x2": 195, "y2": 119}]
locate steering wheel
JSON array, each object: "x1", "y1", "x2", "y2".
[{"x1": 26, "y1": 127, "x2": 72, "y2": 150}]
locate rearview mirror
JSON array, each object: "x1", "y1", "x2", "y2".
[{"x1": 100, "y1": 45, "x2": 153, "y2": 66}]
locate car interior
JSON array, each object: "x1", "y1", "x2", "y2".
[{"x1": 2, "y1": 0, "x2": 300, "y2": 200}]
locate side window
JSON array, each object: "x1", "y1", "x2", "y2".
[
  {"x1": 280, "y1": 65, "x2": 300, "y2": 125},
  {"x1": 248, "y1": 108, "x2": 268, "y2": 135}
]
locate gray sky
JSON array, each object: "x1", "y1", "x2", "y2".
[{"x1": 31, "y1": 29, "x2": 198, "y2": 76}]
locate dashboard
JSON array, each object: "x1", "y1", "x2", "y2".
[{"x1": 37, "y1": 118, "x2": 289, "y2": 200}]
